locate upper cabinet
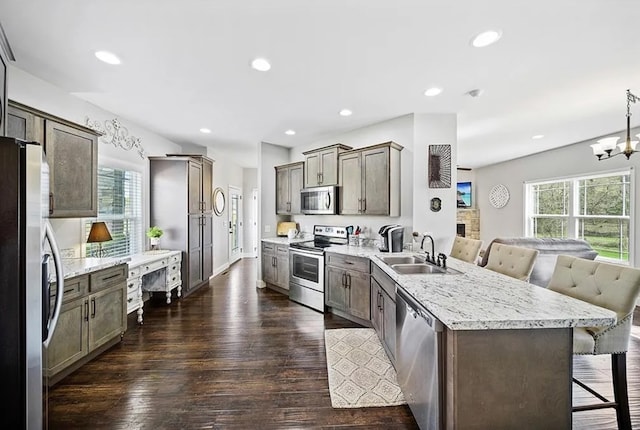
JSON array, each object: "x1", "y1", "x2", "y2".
[
  {"x1": 303, "y1": 143, "x2": 352, "y2": 188},
  {"x1": 338, "y1": 141, "x2": 403, "y2": 216},
  {"x1": 7, "y1": 101, "x2": 100, "y2": 218},
  {"x1": 275, "y1": 161, "x2": 304, "y2": 215}
]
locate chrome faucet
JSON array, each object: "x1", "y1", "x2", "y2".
[{"x1": 420, "y1": 233, "x2": 436, "y2": 264}]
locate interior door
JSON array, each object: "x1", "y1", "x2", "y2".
[{"x1": 228, "y1": 186, "x2": 242, "y2": 265}]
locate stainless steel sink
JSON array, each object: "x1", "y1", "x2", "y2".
[
  {"x1": 390, "y1": 263, "x2": 463, "y2": 275},
  {"x1": 378, "y1": 255, "x2": 426, "y2": 265}
]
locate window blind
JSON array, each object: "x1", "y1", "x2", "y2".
[{"x1": 85, "y1": 167, "x2": 143, "y2": 258}]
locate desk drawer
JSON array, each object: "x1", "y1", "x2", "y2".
[
  {"x1": 126, "y1": 290, "x2": 142, "y2": 313},
  {"x1": 167, "y1": 261, "x2": 181, "y2": 276},
  {"x1": 127, "y1": 278, "x2": 140, "y2": 295},
  {"x1": 128, "y1": 266, "x2": 141, "y2": 278},
  {"x1": 166, "y1": 271, "x2": 181, "y2": 286},
  {"x1": 140, "y1": 259, "x2": 167, "y2": 275},
  {"x1": 169, "y1": 253, "x2": 181, "y2": 264}
]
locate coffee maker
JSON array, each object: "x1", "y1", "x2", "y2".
[{"x1": 378, "y1": 224, "x2": 404, "y2": 252}]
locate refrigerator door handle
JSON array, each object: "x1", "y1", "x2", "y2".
[
  {"x1": 41, "y1": 254, "x2": 51, "y2": 342},
  {"x1": 43, "y1": 220, "x2": 64, "y2": 347}
]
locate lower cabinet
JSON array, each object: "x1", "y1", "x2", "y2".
[
  {"x1": 371, "y1": 263, "x2": 397, "y2": 365},
  {"x1": 325, "y1": 253, "x2": 370, "y2": 321},
  {"x1": 262, "y1": 242, "x2": 289, "y2": 291},
  {"x1": 47, "y1": 264, "x2": 127, "y2": 385}
]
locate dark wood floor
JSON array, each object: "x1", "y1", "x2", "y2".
[{"x1": 48, "y1": 258, "x2": 640, "y2": 429}]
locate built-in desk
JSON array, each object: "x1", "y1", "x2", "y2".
[{"x1": 127, "y1": 250, "x2": 182, "y2": 324}]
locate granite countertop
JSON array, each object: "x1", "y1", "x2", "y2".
[
  {"x1": 325, "y1": 246, "x2": 616, "y2": 331},
  {"x1": 58, "y1": 256, "x2": 131, "y2": 280}
]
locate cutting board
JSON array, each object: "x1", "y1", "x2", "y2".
[{"x1": 277, "y1": 222, "x2": 297, "y2": 237}]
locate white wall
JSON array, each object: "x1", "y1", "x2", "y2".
[
  {"x1": 412, "y1": 113, "x2": 458, "y2": 254},
  {"x1": 207, "y1": 147, "x2": 244, "y2": 275},
  {"x1": 243, "y1": 168, "x2": 258, "y2": 257},
  {"x1": 475, "y1": 127, "x2": 640, "y2": 267}
]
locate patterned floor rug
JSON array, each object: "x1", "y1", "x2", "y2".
[{"x1": 324, "y1": 328, "x2": 406, "y2": 408}]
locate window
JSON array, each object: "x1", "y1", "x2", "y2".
[
  {"x1": 525, "y1": 170, "x2": 632, "y2": 263},
  {"x1": 85, "y1": 166, "x2": 143, "y2": 258}
]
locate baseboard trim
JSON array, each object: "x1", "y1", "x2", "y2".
[{"x1": 212, "y1": 263, "x2": 230, "y2": 278}]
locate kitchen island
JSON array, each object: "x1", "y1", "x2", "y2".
[{"x1": 325, "y1": 246, "x2": 617, "y2": 429}]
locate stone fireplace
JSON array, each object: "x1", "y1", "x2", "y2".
[{"x1": 456, "y1": 209, "x2": 480, "y2": 240}]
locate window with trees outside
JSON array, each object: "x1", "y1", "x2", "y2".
[
  {"x1": 525, "y1": 169, "x2": 632, "y2": 264},
  {"x1": 84, "y1": 166, "x2": 143, "y2": 258}
]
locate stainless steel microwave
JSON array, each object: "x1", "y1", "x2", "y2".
[{"x1": 300, "y1": 186, "x2": 338, "y2": 215}]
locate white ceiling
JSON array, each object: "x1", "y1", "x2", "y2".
[{"x1": 2, "y1": 0, "x2": 639, "y2": 169}]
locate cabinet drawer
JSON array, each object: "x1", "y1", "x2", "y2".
[
  {"x1": 90, "y1": 264, "x2": 127, "y2": 292},
  {"x1": 276, "y1": 245, "x2": 289, "y2": 256},
  {"x1": 326, "y1": 253, "x2": 370, "y2": 273},
  {"x1": 52, "y1": 274, "x2": 88, "y2": 304},
  {"x1": 371, "y1": 263, "x2": 396, "y2": 300},
  {"x1": 126, "y1": 290, "x2": 142, "y2": 312},
  {"x1": 262, "y1": 242, "x2": 275, "y2": 253},
  {"x1": 169, "y1": 253, "x2": 181, "y2": 264}
]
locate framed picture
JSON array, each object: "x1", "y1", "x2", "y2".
[
  {"x1": 428, "y1": 144, "x2": 451, "y2": 188},
  {"x1": 457, "y1": 182, "x2": 472, "y2": 208}
]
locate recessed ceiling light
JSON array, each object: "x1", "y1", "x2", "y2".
[
  {"x1": 285, "y1": 129, "x2": 296, "y2": 135},
  {"x1": 94, "y1": 50, "x2": 121, "y2": 65},
  {"x1": 251, "y1": 58, "x2": 271, "y2": 71},
  {"x1": 532, "y1": 134, "x2": 545, "y2": 140},
  {"x1": 200, "y1": 128, "x2": 211, "y2": 134},
  {"x1": 339, "y1": 109, "x2": 353, "y2": 117},
  {"x1": 471, "y1": 30, "x2": 502, "y2": 48},
  {"x1": 424, "y1": 87, "x2": 442, "y2": 97}
]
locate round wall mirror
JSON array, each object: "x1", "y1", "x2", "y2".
[{"x1": 213, "y1": 187, "x2": 226, "y2": 216}]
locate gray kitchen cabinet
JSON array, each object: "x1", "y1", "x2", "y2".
[
  {"x1": 7, "y1": 101, "x2": 99, "y2": 218},
  {"x1": 338, "y1": 141, "x2": 403, "y2": 216},
  {"x1": 275, "y1": 162, "x2": 304, "y2": 214},
  {"x1": 303, "y1": 143, "x2": 351, "y2": 187},
  {"x1": 325, "y1": 252, "x2": 370, "y2": 321},
  {"x1": 150, "y1": 155, "x2": 215, "y2": 297},
  {"x1": 370, "y1": 263, "x2": 397, "y2": 365},
  {"x1": 47, "y1": 264, "x2": 127, "y2": 385},
  {"x1": 261, "y1": 242, "x2": 289, "y2": 292}
]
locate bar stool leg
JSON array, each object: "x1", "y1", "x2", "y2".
[{"x1": 612, "y1": 353, "x2": 631, "y2": 430}]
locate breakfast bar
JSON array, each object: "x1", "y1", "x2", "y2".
[{"x1": 324, "y1": 246, "x2": 618, "y2": 429}]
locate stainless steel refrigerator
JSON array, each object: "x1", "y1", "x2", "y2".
[{"x1": 0, "y1": 137, "x2": 64, "y2": 429}]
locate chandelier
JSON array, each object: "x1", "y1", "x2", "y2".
[{"x1": 590, "y1": 89, "x2": 639, "y2": 160}]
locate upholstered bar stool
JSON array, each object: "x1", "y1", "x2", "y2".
[
  {"x1": 547, "y1": 255, "x2": 640, "y2": 430},
  {"x1": 449, "y1": 236, "x2": 483, "y2": 264},
  {"x1": 484, "y1": 242, "x2": 539, "y2": 281}
]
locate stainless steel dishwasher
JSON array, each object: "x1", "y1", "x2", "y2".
[{"x1": 396, "y1": 287, "x2": 444, "y2": 430}]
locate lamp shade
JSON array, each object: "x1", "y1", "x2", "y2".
[{"x1": 87, "y1": 222, "x2": 113, "y2": 243}]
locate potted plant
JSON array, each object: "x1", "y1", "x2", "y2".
[{"x1": 146, "y1": 226, "x2": 163, "y2": 250}]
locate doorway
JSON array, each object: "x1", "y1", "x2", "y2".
[{"x1": 228, "y1": 186, "x2": 243, "y2": 265}]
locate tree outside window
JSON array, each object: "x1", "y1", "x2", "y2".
[{"x1": 525, "y1": 171, "x2": 632, "y2": 263}]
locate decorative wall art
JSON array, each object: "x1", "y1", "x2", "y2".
[
  {"x1": 85, "y1": 117, "x2": 146, "y2": 159},
  {"x1": 456, "y1": 182, "x2": 472, "y2": 208},
  {"x1": 428, "y1": 144, "x2": 451, "y2": 188},
  {"x1": 489, "y1": 184, "x2": 510, "y2": 208},
  {"x1": 430, "y1": 197, "x2": 442, "y2": 212}
]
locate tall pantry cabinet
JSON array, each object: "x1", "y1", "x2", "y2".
[{"x1": 149, "y1": 155, "x2": 214, "y2": 297}]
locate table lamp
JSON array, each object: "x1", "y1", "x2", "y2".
[{"x1": 87, "y1": 222, "x2": 113, "y2": 258}]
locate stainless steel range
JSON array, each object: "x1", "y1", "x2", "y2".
[{"x1": 288, "y1": 225, "x2": 348, "y2": 312}]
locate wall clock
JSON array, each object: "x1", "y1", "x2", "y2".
[{"x1": 489, "y1": 184, "x2": 510, "y2": 208}]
